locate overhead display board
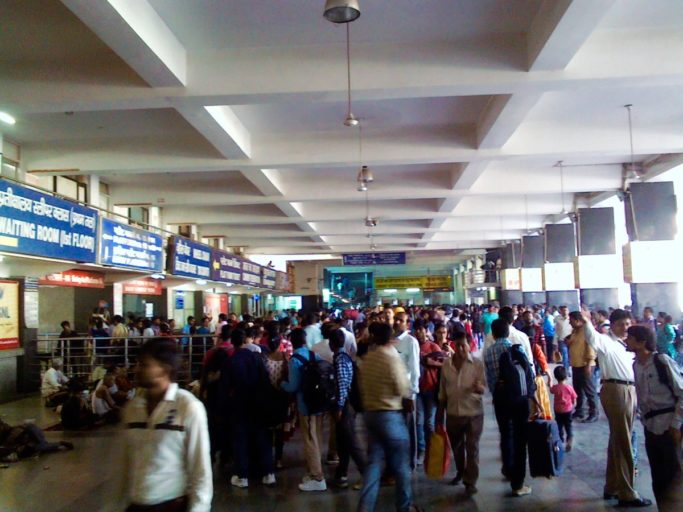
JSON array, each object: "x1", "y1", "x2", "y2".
[
  {"x1": 100, "y1": 218, "x2": 163, "y2": 272},
  {"x1": 375, "y1": 275, "x2": 453, "y2": 291},
  {"x1": 210, "y1": 249, "x2": 243, "y2": 285},
  {"x1": 343, "y1": 252, "x2": 406, "y2": 266},
  {"x1": 167, "y1": 237, "x2": 211, "y2": 279},
  {"x1": 275, "y1": 271, "x2": 289, "y2": 292},
  {"x1": 0, "y1": 180, "x2": 98, "y2": 263}
]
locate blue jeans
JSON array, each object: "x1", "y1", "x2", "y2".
[
  {"x1": 416, "y1": 390, "x2": 437, "y2": 454},
  {"x1": 358, "y1": 411, "x2": 412, "y2": 512},
  {"x1": 559, "y1": 340, "x2": 570, "y2": 373}
]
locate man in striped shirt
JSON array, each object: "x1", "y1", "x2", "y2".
[{"x1": 330, "y1": 328, "x2": 366, "y2": 489}]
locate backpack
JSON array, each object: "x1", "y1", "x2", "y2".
[
  {"x1": 498, "y1": 344, "x2": 536, "y2": 405},
  {"x1": 652, "y1": 352, "x2": 683, "y2": 396},
  {"x1": 293, "y1": 351, "x2": 336, "y2": 414}
]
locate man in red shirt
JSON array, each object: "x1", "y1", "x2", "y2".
[{"x1": 414, "y1": 320, "x2": 446, "y2": 465}]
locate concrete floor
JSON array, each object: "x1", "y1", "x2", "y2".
[{"x1": 0, "y1": 393, "x2": 657, "y2": 512}]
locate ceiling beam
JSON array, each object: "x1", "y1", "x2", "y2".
[{"x1": 62, "y1": 0, "x2": 186, "y2": 86}]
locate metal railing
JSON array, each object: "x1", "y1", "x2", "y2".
[{"x1": 33, "y1": 334, "x2": 217, "y2": 385}]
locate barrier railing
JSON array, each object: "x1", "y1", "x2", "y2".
[{"x1": 33, "y1": 334, "x2": 216, "y2": 384}]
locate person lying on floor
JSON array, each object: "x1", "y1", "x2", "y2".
[{"x1": 0, "y1": 418, "x2": 73, "y2": 462}]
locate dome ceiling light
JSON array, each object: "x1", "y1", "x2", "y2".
[{"x1": 323, "y1": 0, "x2": 361, "y2": 24}]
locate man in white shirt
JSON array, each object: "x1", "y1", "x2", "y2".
[
  {"x1": 582, "y1": 308, "x2": 652, "y2": 508},
  {"x1": 41, "y1": 358, "x2": 69, "y2": 406},
  {"x1": 121, "y1": 338, "x2": 212, "y2": 512},
  {"x1": 303, "y1": 312, "x2": 323, "y2": 349},
  {"x1": 394, "y1": 312, "x2": 421, "y2": 468},
  {"x1": 554, "y1": 305, "x2": 572, "y2": 372}
]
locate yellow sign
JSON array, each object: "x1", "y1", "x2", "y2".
[
  {"x1": 375, "y1": 275, "x2": 453, "y2": 291},
  {"x1": 0, "y1": 281, "x2": 19, "y2": 350}
]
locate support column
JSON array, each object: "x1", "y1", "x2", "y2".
[
  {"x1": 521, "y1": 235, "x2": 546, "y2": 306},
  {"x1": 499, "y1": 241, "x2": 522, "y2": 306},
  {"x1": 544, "y1": 223, "x2": 580, "y2": 310},
  {"x1": 623, "y1": 182, "x2": 681, "y2": 316},
  {"x1": 88, "y1": 175, "x2": 100, "y2": 207},
  {"x1": 576, "y1": 207, "x2": 622, "y2": 310}
]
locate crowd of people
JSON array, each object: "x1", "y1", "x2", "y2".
[{"x1": 36, "y1": 302, "x2": 683, "y2": 512}]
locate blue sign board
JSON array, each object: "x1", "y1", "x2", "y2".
[
  {"x1": 0, "y1": 179, "x2": 98, "y2": 262},
  {"x1": 262, "y1": 267, "x2": 276, "y2": 289},
  {"x1": 168, "y1": 236, "x2": 212, "y2": 279},
  {"x1": 100, "y1": 218, "x2": 163, "y2": 272},
  {"x1": 210, "y1": 249, "x2": 243, "y2": 285},
  {"x1": 175, "y1": 291, "x2": 185, "y2": 310},
  {"x1": 342, "y1": 252, "x2": 406, "y2": 266},
  {"x1": 241, "y1": 259, "x2": 263, "y2": 287}
]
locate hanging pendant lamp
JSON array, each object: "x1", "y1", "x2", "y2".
[{"x1": 324, "y1": 0, "x2": 361, "y2": 24}]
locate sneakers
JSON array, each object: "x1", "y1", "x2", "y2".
[
  {"x1": 513, "y1": 486, "x2": 532, "y2": 497},
  {"x1": 230, "y1": 475, "x2": 248, "y2": 488},
  {"x1": 299, "y1": 478, "x2": 327, "y2": 492},
  {"x1": 416, "y1": 452, "x2": 425, "y2": 466},
  {"x1": 262, "y1": 474, "x2": 276, "y2": 486},
  {"x1": 565, "y1": 439, "x2": 573, "y2": 453}
]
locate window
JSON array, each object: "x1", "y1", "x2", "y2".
[{"x1": 128, "y1": 206, "x2": 149, "y2": 228}]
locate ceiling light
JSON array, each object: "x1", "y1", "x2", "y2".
[
  {"x1": 196, "y1": 279, "x2": 207, "y2": 285},
  {"x1": 357, "y1": 181, "x2": 368, "y2": 192},
  {"x1": 370, "y1": 243, "x2": 377, "y2": 250},
  {"x1": 323, "y1": 0, "x2": 360, "y2": 23},
  {"x1": 365, "y1": 217, "x2": 378, "y2": 227},
  {"x1": 357, "y1": 165, "x2": 374, "y2": 183},
  {"x1": 344, "y1": 113, "x2": 359, "y2": 127},
  {"x1": 150, "y1": 273, "x2": 165, "y2": 280},
  {"x1": 0, "y1": 112, "x2": 16, "y2": 125},
  {"x1": 382, "y1": 288, "x2": 397, "y2": 294},
  {"x1": 225, "y1": 283, "x2": 234, "y2": 287},
  {"x1": 406, "y1": 288, "x2": 421, "y2": 293}
]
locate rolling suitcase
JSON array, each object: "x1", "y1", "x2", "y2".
[{"x1": 527, "y1": 419, "x2": 564, "y2": 478}]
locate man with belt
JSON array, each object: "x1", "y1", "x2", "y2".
[
  {"x1": 121, "y1": 338, "x2": 212, "y2": 512},
  {"x1": 626, "y1": 325, "x2": 683, "y2": 511},
  {"x1": 582, "y1": 308, "x2": 652, "y2": 508}
]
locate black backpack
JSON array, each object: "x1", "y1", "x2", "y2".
[
  {"x1": 498, "y1": 344, "x2": 536, "y2": 405},
  {"x1": 293, "y1": 351, "x2": 336, "y2": 414}
]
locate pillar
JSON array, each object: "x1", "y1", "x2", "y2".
[
  {"x1": 521, "y1": 235, "x2": 546, "y2": 306},
  {"x1": 576, "y1": 207, "x2": 622, "y2": 310},
  {"x1": 623, "y1": 182, "x2": 681, "y2": 316},
  {"x1": 544, "y1": 223, "x2": 580, "y2": 310},
  {"x1": 499, "y1": 241, "x2": 522, "y2": 306}
]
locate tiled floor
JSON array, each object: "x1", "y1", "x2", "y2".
[{"x1": 0, "y1": 393, "x2": 658, "y2": 512}]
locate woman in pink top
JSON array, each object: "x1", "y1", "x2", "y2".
[{"x1": 550, "y1": 366, "x2": 578, "y2": 451}]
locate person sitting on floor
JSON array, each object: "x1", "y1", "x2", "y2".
[
  {"x1": 61, "y1": 378, "x2": 97, "y2": 430},
  {"x1": 0, "y1": 418, "x2": 73, "y2": 462},
  {"x1": 41, "y1": 358, "x2": 69, "y2": 408},
  {"x1": 92, "y1": 372, "x2": 120, "y2": 423}
]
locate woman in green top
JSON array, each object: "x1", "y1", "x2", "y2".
[{"x1": 656, "y1": 314, "x2": 677, "y2": 359}]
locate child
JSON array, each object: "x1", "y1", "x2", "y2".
[{"x1": 550, "y1": 366, "x2": 578, "y2": 452}]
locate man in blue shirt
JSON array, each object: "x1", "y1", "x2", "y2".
[
  {"x1": 281, "y1": 329, "x2": 327, "y2": 491},
  {"x1": 330, "y1": 329, "x2": 366, "y2": 489}
]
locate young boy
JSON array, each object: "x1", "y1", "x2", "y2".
[{"x1": 550, "y1": 366, "x2": 578, "y2": 451}]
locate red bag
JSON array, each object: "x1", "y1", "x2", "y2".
[{"x1": 424, "y1": 422, "x2": 451, "y2": 479}]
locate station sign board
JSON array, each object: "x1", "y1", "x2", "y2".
[
  {"x1": 0, "y1": 179, "x2": 98, "y2": 263},
  {"x1": 210, "y1": 249, "x2": 243, "y2": 285},
  {"x1": 374, "y1": 275, "x2": 453, "y2": 291},
  {"x1": 167, "y1": 237, "x2": 212, "y2": 279},
  {"x1": 262, "y1": 267, "x2": 276, "y2": 289},
  {"x1": 241, "y1": 260, "x2": 262, "y2": 287},
  {"x1": 100, "y1": 218, "x2": 164, "y2": 272},
  {"x1": 342, "y1": 252, "x2": 406, "y2": 266},
  {"x1": 122, "y1": 278, "x2": 162, "y2": 296},
  {"x1": 40, "y1": 269, "x2": 105, "y2": 289}
]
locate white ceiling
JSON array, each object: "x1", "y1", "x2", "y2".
[{"x1": 2, "y1": 0, "x2": 683, "y2": 258}]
